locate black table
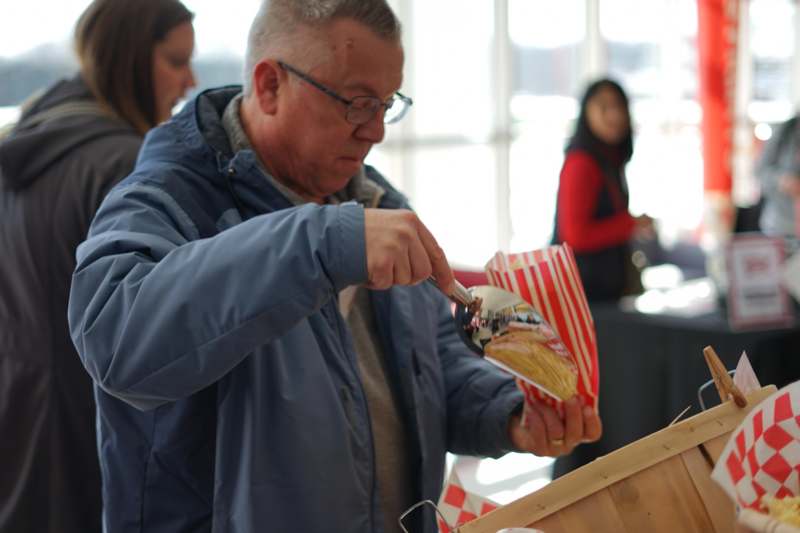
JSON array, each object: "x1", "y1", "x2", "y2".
[{"x1": 553, "y1": 301, "x2": 800, "y2": 478}]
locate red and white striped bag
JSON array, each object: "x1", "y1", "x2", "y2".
[{"x1": 484, "y1": 244, "x2": 599, "y2": 413}]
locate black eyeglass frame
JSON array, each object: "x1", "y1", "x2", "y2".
[{"x1": 277, "y1": 60, "x2": 413, "y2": 125}]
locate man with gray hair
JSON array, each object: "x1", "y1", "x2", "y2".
[{"x1": 69, "y1": 1, "x2": 602, "y2": 532}]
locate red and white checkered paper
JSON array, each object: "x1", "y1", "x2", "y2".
[
  {"x1": 437, "y1": 462, "x2": 498, "y2": 532},
  {"x1": 484, "y1": 245, "x2": 599, "y2": 413},
  {"x1": 712, "y1": 380, "x2": 800, "y2": 509}
]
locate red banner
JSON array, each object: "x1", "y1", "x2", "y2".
[{"x1": 697, "y1": 0, "x2": 739, "y2": 193}]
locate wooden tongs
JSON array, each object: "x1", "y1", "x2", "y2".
[{"x1": 703, "y1": 345, "x2": 748, "y2": 408}]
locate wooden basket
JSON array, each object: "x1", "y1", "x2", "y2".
[{"x1": 457, "y1": 384, "x2": 777, "y2": 533}]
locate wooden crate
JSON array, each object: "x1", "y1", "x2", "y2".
[{"x1": 457, "y1": 386, "x2": 777, "y2": 533}]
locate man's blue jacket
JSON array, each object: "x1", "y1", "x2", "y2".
[{"x1": 68, "y1": 87, "x2": 522, "y2": 533}]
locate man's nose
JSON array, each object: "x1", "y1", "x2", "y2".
[{"x1": 354, "y1": 111, "x2": 386, "y2": 144}]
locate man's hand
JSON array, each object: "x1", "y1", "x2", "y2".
[
  {"x1": 363, "y1": 208, "x2": 455, "y2": 294},
  {"x1": 508, "y1": 392, "x2": 602, "y2": 457},
  {"x1": 778, "y1": 174, "x2": 800, "y2": 198}
]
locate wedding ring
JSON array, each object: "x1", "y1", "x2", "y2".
[{"x1": 550, "y1": 438, "x2": 565, "y2": 446}]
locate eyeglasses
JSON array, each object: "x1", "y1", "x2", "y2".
[{"x1": 278, "y1": 60, "x2": 413, "y2": 125}]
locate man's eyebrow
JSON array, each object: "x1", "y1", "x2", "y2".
[
  {"x1": 343, "y1": 82, "x2": 378, "y2": 95},
  {"x1": 343, "y1": 82, "x2": 399, "y2": 100}
]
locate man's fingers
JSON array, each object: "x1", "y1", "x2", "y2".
[
  {"x1": 562, "y1": 397, "x2": 584, "y2": 449},
  {"x1": 515, "y1": 394, "x2": 602, "y2": 456},
  {"x1": 363, "y1": 209, "x2": 447, "y2": 291},
  {"x1": 414, "y1": 218, "x2": 453, "y2": 294},
  {"x1": 533, "y1": 401, "x2": 565, "y2": 442},
  {"x1": 365, "y1": 274, "x2": 391, "y2": 291},
  {"x1": 527, "y1": 402, "x2": 565, "y2": 457},
  {"x1": 523, "y1": 405, "x2": 548, "y2": 454},
  {"x1": 369, "y1": 248, "x2": 397, "y2": 289},
  {"x1": 407, "y1": 234, "x2": 432, "y2": 284},
  {"x1": 583, "y1": 405, "x2": 603, "y2": 443},
  {"x1": 393, "y1": 249, "x2": 413, "y2": 286}
]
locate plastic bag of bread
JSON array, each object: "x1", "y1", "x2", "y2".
[{"x1": 484, "y1": 244, "x2": 599, "y2": 413}]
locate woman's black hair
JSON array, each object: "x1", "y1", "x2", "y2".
[{"x1": 566, "y1": 78, "x2": 633, "y2": 164}]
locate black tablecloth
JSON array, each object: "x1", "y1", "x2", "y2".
[{"x1": 553, "y1": 301, "x2": 800, "y2": 478}]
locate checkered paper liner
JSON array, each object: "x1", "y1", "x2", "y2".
[
  {"x1": 436, "y1": 466, "x2": 498, "y2": 532},
  {"x1": 712, "y1": 381, "x2": 800, "y2": 511},
  {"x1": 484, "y1": 245, "x2": 599, "y2": 413}
]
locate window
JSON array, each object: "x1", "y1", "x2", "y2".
[
  {"x1": 601, "y1": 0, "x2": 703, "y2": 244},
  {"x1": 370, "y1": 0, "x2": 500, "y2": 266},
  {"x1": 748, "y1": 0, "x2": 795, "y2": 120},
  {"x1": 3, "y1": 1, "x2": 797, "y2": 267},
  {"x1": 508, "y1": 0, "x2": 585, "y2": 253},
  {"x1": 741, "y1": 0, "x2": 798, "y2": 204},
  {"x1": 0, "y1": 0, "x2": 255, "y2": 126},
  {"x1": 375, "y1": 0, "x2": 705, "y2": 264}
]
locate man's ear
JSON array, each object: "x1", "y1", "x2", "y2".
[{"x1": 252, "y1": 60, "x2": 282, "y2": 115}]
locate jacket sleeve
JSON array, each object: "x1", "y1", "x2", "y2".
[
  {"x1": 556, "y1": 151, "x2": 635, "y2": 253},
  {"x1": 433, "y1": 292, "x2": 523, "y2": 457},
  {"x1": 68, "y1": 180, "x2": 367, "y2": 410}
]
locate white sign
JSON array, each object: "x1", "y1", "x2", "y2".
[
  {"x1": 781, "y1": 249, "x2": 800, "y2": 304},
  {"x1": 726, "y1": 236, "x2": 793, "y2": 330}
]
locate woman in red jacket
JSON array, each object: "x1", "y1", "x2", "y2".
[{"x1": 552, "y1": 78, "x2": 654, "y2": 301}]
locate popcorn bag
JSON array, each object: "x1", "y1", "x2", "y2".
[
  {"x1": 712, "y1": 380, "x2": 800, "y2": 531},
  {"x1": 484, "y1": 245, "x2": 599, "y2": 413}
]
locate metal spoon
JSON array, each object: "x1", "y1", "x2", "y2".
[{"x1": 432, "y1": 279, "x2": 544, "y2": 356}]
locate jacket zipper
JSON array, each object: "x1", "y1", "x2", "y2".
[{"x1": 324, "y1": 294, "x2": 378, "y2": 532}]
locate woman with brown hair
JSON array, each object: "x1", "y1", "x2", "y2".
[
  {"x1": 0, "y1": 1, "x2": 195, "y2": 532},
  {"x1": 552, "y1": 78, "x2": 655, "y2": 302}
]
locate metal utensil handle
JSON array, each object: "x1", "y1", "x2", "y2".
[
  {"x1": 428, "y1": 277, "x2": 474, "y2": 307},
  {"x1": 451, "y1": 280, "x2": 473, "y2": 306}
]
